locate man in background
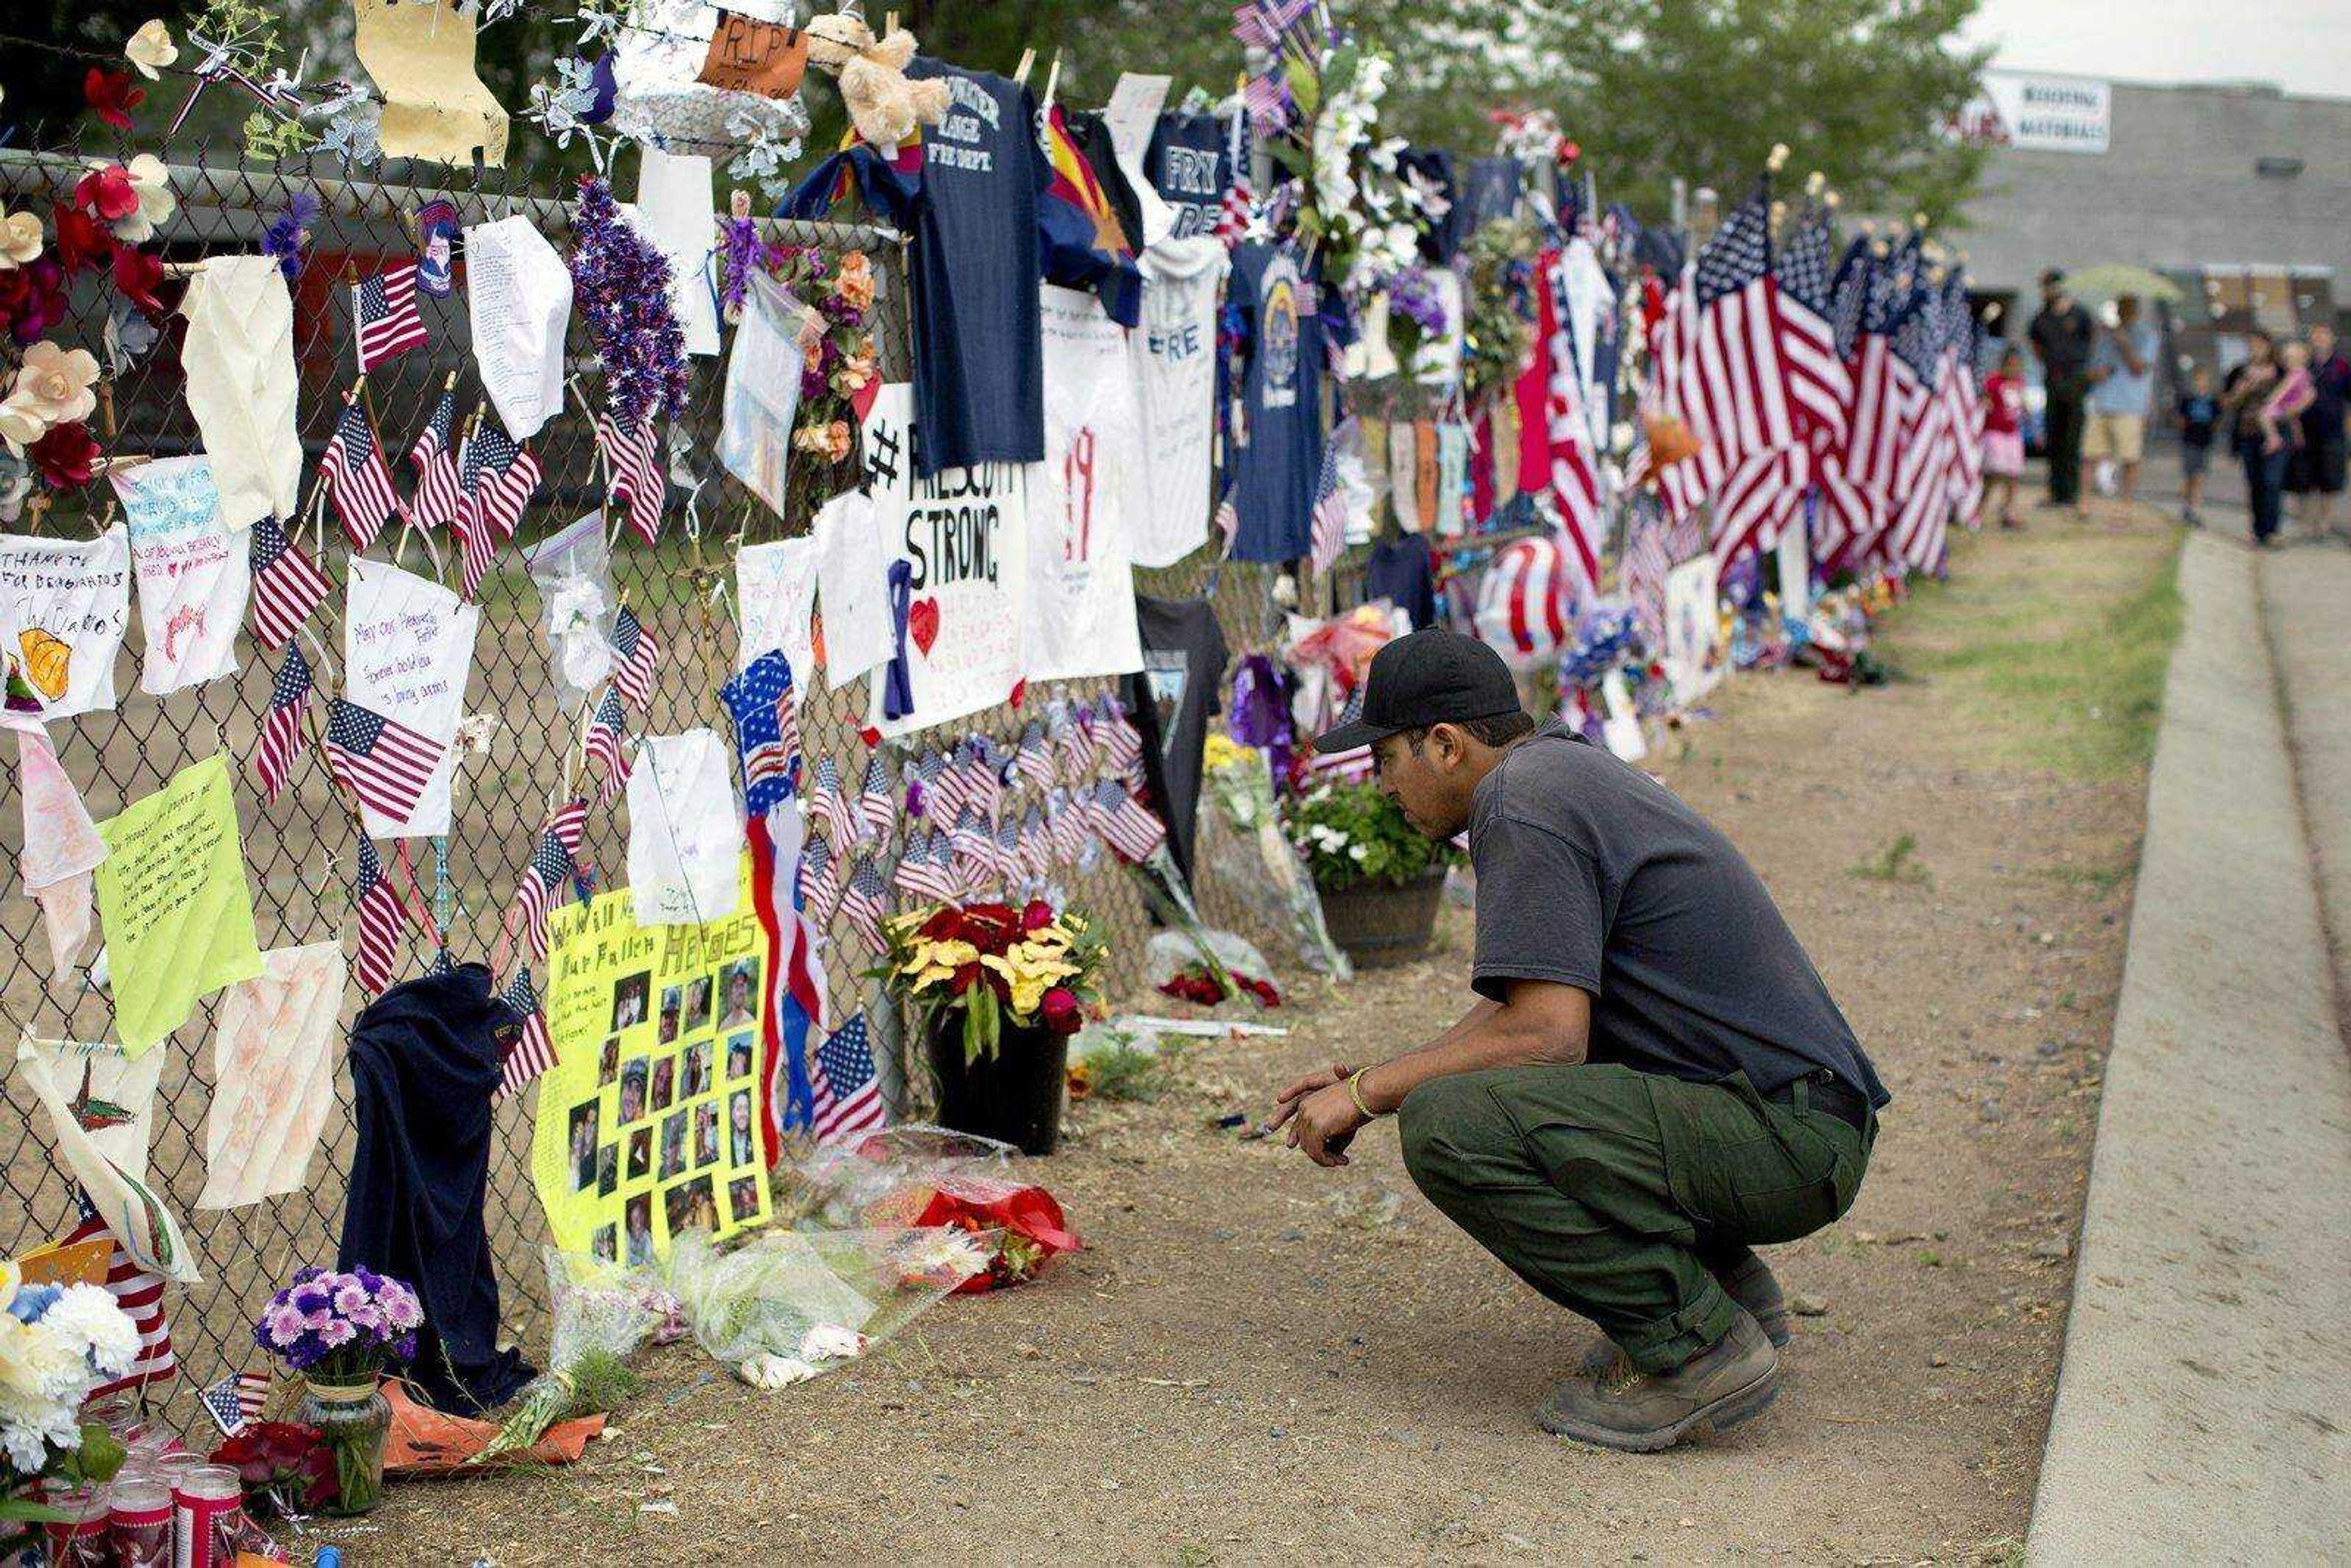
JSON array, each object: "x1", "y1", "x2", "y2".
[
  {"x1": 2083, "y1": 294, "x2": 2158, "y2": 507},
  {"x1": 2030, "y1": 269, "x2": 2096, "y2": 516},
  {"x1": 2292, "y1": 321, "x2": 2349, "y2": 540}
]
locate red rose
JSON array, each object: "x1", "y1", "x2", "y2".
[
  {"x1": 1040, "y1": 987, "x2": 1082, "y2": 1035},
  {"x1": 50, "y1": 202, "x2": 112, "y2": 275},
  {"x1": 1021, "y1": 899, "x2": 1054, "y2": 932},
  {"x1": 113, "y1": 244, "x2": 166, "y2": 316},
  {"x1": 84, "y1": 68, "x2": 146, "y2": 131},
  {"x1": 73, "y1": 166, "x2": 137, "y2": 225},
  {"x1": 31, "y1": 422, "x2": 100, "y2": 490}
]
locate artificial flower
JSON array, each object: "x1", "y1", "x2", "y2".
[
  {"x1": 103, "y1": 154, "x2": 175, "y2": 244},
  {"x1": 793, "y1": 419, "x2": 852, "y2": 462},
  {"x1": 0, "y1": 209, "x2": 40, "y2": 269},
  {"x1": 111, "y1": 243, "x2": 165, "y2": 316},
  {"x1": 124, "y1": 18, "x2": 178, "y2": 80},
  {"x1": 36, "y1": 1284, "x2": 138, "y2": 1376},
  {"x1": 261, "y1": 192, "x2": 318, "y2": 282},
  {"x1": 73, "y1": 165, "x2": 137, "y2": 227},
  {"x1": 830, "y1": 340, "x2": 877, "y2": 398},
  {"x1": 0, "y1": 259, "x2": 69, "y2": 345},
  {"x1": 2, "y1": 341, "x2": 100, "y2": 440},
  {"x1": 833, "y1": 250, "x2": 875, "y2": 312},
  {"x1": 30, "y1": 422, "x2": 100, "y2": 489},
  {"x1": 83, "y1": 68, "x2": 146, "y2": 131},
  {"x1": 48, "y1": 201, "x2": 110, "y2": 276},
  {"x1": 1038, "y1": 987, "x2": 1083, "y2": 1035},
  {"x1": 1021, "y1": 898, "x2": 1054, "y2": 932}
]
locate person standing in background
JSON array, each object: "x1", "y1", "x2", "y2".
[
  {"x1": 2222, "y1": 331, "x2": 2287, "y2": 547},
  {"x1": 2289, "y1": 322, "x2": 2349, "y2": 541},
  {"x1": 2030, "y1": 270, "x2": 2096, "y2": 517},
  {"x1": 1978, "y1": 345, "x2": 2028, "y2": 531},
  {"x1": 2173, "y1": 365, "x2": 2219, "y2": 527},
  {"x1": 2083, "y1": 295, "x2": 2157, "y2": 508}
]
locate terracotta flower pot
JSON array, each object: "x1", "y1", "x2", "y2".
[
  {"x1": 1315, "y1": 868, "x2": 1447, "y2": 969},
  {"x1": 923, "y1": 1015, "x2": 1070, "y2": 1155}
]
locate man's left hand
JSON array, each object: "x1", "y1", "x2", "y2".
[{"x1": 1285, "y1": 1082, "x2": 1369, "y2": 1167}]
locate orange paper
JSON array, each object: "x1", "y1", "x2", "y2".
[
  {"x1": 17, "y1": 1234, "x2": 112, "y2": 1288},
  {"x1": 699, "y1": 13, "x2": 805, "y2": 99},
  {"x1": 381, "y1": 1381, "x2": 604, "y2": 1472}
]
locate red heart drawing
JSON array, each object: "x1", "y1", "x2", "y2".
[{"x1": 907, "y1": 596, "x2": 942, "y2": 656}]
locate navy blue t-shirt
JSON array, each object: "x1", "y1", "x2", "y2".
[
  {"x1": 902, "y1": 59, "x2": 1048, "y2": 475},
  {"x1": 1223, "y1": 242, "x2": 1326, "y2": 565},
  {"x1": 1146, "y1": 111, "x2": 1229, "y2": 240}
]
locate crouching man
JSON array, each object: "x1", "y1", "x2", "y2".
[{"x1": 1272, "y1": 628, "x2": 1886, "y2": 1452}]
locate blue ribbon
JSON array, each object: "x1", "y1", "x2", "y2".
[{"x1": 881, "y1": 559, "x2": 915, "y2": 720}]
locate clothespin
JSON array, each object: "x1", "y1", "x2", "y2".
[
  {"x1": 1042, "y1": 50, "x2": 1062, "y2": 111},
  {"x1": 1014, "y1": 48, "x2": 1035, "y2": 86}
]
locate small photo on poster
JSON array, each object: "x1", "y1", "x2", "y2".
[
  {"x1": 728, "y1": 1089, "x2": 755, "y2": 1166},
  {"x1": 682, "y1": 1040, "x2": 712, "y2": 1100},
  {"x1": 618, "y1": 1059, "x2": 648, "y2": 1123},
  {"x1": 651, "y1": 1058, "x2": 675, "y2": 1113},
  {"x1": 591, "y1": 1225, "x2": 617, "y2": 1262},
  {"x1": 692, "y1": 1102, "x2": 718, "y2": 1166},
  {"x1": 624, "y1": 1195, "x2": 653, "y2": 1266},
  {"x1": 683, "y1": 975, "x2": 714, "y2": 1035},
  {"x1": 658, "y1": 1111, "x2": 686, "y2": 1179},
  {"x1": 658, "y1": 985, "x2": 683, "y2": 1044},
  {"x1": 598, "y1": 1037, "x2": 620, "y2": 1086},
  {"x1": 718, "y1": 958, "x2": 760, "y2": 1029},
  {"x1": 626, "y1": 1127, "x2": 651, "y2": 1180},
  {"x1": 567, "y1": 1103, "x2": 599, "y2": 1192},
  {"x1": 611, "y1": 972, "x2": 651, "y2": 1033},
  {"x1": 664, "y1": 1175, "x2": 716, "y2": 1237},
  {"x1": 724, "y1": 1032, "x2": 754, "y2": 1081},
  {"x1": 728, "y1": 1176, "x2": 761, "y2": 1223},
  {"x1": 596, "y1": 1145, "x2": 618, "y2": 1197}
]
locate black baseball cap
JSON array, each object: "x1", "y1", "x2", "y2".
[{"x1": 1312, "y1": 628, "x2": 1523, "y2": 754}]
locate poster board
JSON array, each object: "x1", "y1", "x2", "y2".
[
  {"x1": 1662, "y1": 555, "x2": 1725, "y2": 706},
  {"x1": 531, "y1": 857, "x2": 773, "y2": 1264}
]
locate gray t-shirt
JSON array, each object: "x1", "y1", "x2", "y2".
[{"x1": 1469, "y1": 721, "x2": 1888, "y2": 1106}]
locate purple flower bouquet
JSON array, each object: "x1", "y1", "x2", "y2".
[{"x1": 253, "y1": 1266, "x2": 422, "y2": 1384}]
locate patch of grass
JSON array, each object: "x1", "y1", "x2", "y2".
[
  {"x1": 1850, "y1": 831, "x2": 1932, "y2": 885},
  {"x1": 1888, "y1": 519, "x2": 2185, "y2": 781},
  {"x1": 1082, "y1": 1039, "x2": 1186, "y2": 1103},
  {"x1": 2037, "y1": 859, "x2": 2140, "y2": 895}
]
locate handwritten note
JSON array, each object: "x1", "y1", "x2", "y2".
[
  {"x1": 94, "y1": 754, "x2": 263, "y2": 1055},
  {"x1": 698, "y1": 12, "x2": 805, "y2": 98},
  {"x1": 344, "y1": 559, "x2": 478, "y2": 837},
  {"x1": 465, "y1": 216, "x2": 572, "y2": 440},
  {"x1": 0, "y1": 525, "x2": 130, "y2": 721},
  {"x1": 111, "y1": 456, "x2": 249, "y2": 696}
]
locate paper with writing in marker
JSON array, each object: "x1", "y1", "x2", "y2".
[
  {"x1": 631, "y1": 148, "x2": 722, "y2": 357},
  {"x1": 111, "y1": 456, "x2": 249, "y2": 696},
  {"x1": 811, "y1": 486, "x2": 893, "y2": 681},
  {"x1": 198, "y1": 943, "x2": 347, "y2": 1210},
  {"x1": 343, "y1": 559, "x2": 479, "y2": 838},
  {"x1": 93, "y1": 754, "x2": 263, "y2": 1055},
  {"x1": 0, "y1": 526, "x2": 131, "y2": 722},
  {"x1": 465, "y1": 217, "x2": 572, "y2": 440},
  {"x1": 15, "y1": 724, "x2": 107, "y2": 980},
  {"x1": 352, "y1": 0, "x2": 511, "y2": 167},
  {"x1": 735, "y1": 538, "x2": 820, "y2": 678}
]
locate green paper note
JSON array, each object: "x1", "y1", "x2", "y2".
[{"x1": 95, "y1": 754, "x2": 264, "y2": 1054}]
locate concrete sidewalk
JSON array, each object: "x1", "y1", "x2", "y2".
[{"x1": 2027, "y1": 529, "x2": 2351, "y2": 1562}]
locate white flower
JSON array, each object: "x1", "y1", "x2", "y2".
[
  {"x1": 0, "y1": 209, "x2": 40, "y2": 268},
  {"x1": 124, "y1": 18, "x2": 178, "y2": 80},
  {"x1": 1348, "y1": 843, "x2": 1369, "y2": 861},
  {"x1": 37, "y1": 1286, "x2": 137, "y2": 1376},
  {"x1": 0, "y1": 342, "x2": 100, "y2": 454}
]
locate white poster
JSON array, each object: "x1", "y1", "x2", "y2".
[
  {"x1": 626, "y1": 729, "x2": 743, "y2": 926},
  {"x1": 861, "y1": 383, "x2": 1030, "y2": 739},
  {"x1": 0, "y1": 526, "x2": 130, "y2": 721},
  {"x1": 111, "y1": 456, "x2": 248, "y2": 696},
  {"x1": 1028, "y1": 286, "x2": 1143, "y2": 682},
  {"x1": 1662, "y1": 555, "x2": 1724, "y2": 705},
  {"x1": 811, "y1": 487, "x2": 894, "y2": 681},
  {"x1": 1132, "y1": 239, "x2": 1230, "y2": 568},
  {"x1": 1951, "y1": 70, "x2": 2110, "y2": 155},
  {"x1": 735, "y1": 536, "x2": 819, "y2": 677},
  {"x1": 631, "y1": 146, "x2": 722, "y2": 357},
  {"x1": 342, "y1": 558, "x2": 478, "y2": 837},
  {"x1": 465, "y1": 216, "x2": 573, "y2": 440}
]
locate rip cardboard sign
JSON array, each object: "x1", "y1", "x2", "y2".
[{"x1": 698, "y1": 12, "x2": 805, "y2": 99}]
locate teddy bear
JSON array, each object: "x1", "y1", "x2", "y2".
[{"x1": 801, "y1": 9, "x2": 951, "y2": 151}]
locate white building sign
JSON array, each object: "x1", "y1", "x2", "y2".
[{"x1": 1951, "y1": 70, "x2": 2111, "y2": 155}]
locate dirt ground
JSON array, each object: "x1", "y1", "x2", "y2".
[{"x1": 359, "y1": 498, "x2": 2181, "y2": 1566}]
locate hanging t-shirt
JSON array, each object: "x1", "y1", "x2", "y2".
[
  {"x1": 1124, "y1": 595, "x2": 1228, "y2": 886},
  {"x1": 1132, "y1": 237, "x2": 1231, "y2": 568},
  {"x1": 1363, "y1": 533, "x2": 1436, "y2": 630},
  {"x1": 1028, "y1": 285, "x2": 1145, "y2": 681},
  {"x1": 1223, "y1": 242, "x2": 1327, "y2": 565},
  {"x1": 903, "y1": 59, "x2": 1049, "y2": 475},
  {"x1": 1146, "y1": 111, "x2": 1229, "y2": 241}
]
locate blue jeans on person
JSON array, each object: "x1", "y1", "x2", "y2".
[{"x1": 2241, "y1": 443, "x2": 2289, "y2": 541}]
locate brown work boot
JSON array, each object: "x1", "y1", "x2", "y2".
[
  {"x1": 1575, "y1": 1251, "x2": 1791, "y2": 1376},
  {"x1": 1540, "y1": 1310, "x2": 1780, "y2": 1453}
]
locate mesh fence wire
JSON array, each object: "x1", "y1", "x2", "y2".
[{"x1": 0, "y1": 137, "x2": 1289, "y2": 1408}]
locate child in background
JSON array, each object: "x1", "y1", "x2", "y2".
[
  {"x1": 1978, "y1": 345, "x2": 2028, "y2": 530},
  {"x1": 2262, "y1": 341, "x2": 2315, "y2": 456},
  {"x1": 2174, "y1": 365, "x2": 2219, "y2": 526}
]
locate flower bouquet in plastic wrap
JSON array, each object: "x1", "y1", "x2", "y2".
[
  {"x1": 467, "y1": 1250, "x2": 671, "y2": 1465},
  {"x1": 784, "y1": 1127, "x2": 1081, "y2": 1294},
  {"x1": 1198, "y1": 732, "x2": 1352, "y2": 978}
]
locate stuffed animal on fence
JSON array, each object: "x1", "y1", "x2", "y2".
[{"x1": 801, "y1": 11, "x2": 950, "y2": 151}]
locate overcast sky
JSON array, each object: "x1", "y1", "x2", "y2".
[{"x1": 1962, "y1": 0, "x2": 2351, "y2": 99}]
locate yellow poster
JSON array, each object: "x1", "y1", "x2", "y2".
[{"x1": 530, "y1": 855, "x2": 772, "y2": 1265}]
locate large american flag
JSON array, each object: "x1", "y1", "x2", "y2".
[
  {"x1": 1888, "y1": 277, "x2": 1952, "y2": 570},
  {"x1": 1542, "y1": 251, "x2": 1605, "y2": 595},
  {"x1": 352, "y1": 834, "x2": 407, "y2": 996},
  {"x1": 247, "y1": 516, "x2": 331, "y2": 651},
  {"x1": 494, "y1": 962, "x2": 555, "y2": 1101},
  {"x1": 407, "y1": 386, "x2": 462, "y2": 531},
  {"x1": 62, "y1": 1199, "x2": 174, "y2": 1400},
  {"x1": 317, "y1": 397, "x2": 402, "y2": 552},
  {"x1": 252, "y1": 640, "x2": 313, "y2": 804},
  {"x1": 1820, "y1": 249, "x2": 1907, "y2": 568},
  {"x1": 1773, "y1": 201, "x2": 1851, "y2": 456},
  {"x1": 1684, "y1": 184, "x2": 1802, "y2": 569},
  {"x1": 352, "y1": 262, "x2": 428, "y2": 372},
  {"x1": 610, "y1": 605, "x2": 659, "y2": 713},
  {"x1": 324, "y1": 697, "x2": 444, "y2": 822},
  {"x1": 454, "y1": 421, "x2": 541, "y2": 602},
  {"x1": 1938, "y1": 271, "x2": 1984, "y2": 532},
  {"x1": 595, "y1": 413, "x2": 666, "y2": 544},
  {"x1": 810, "y1": 1012, "x2": 887, "y2": 1144}
]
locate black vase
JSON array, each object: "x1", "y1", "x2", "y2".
[{"x1": 923, "y1": 1014, "x2": 1070, "y2": 1155}]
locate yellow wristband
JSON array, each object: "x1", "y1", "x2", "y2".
[{"x1": 1346, "y1": 1068, "x2": 1379, "y2": 1120}]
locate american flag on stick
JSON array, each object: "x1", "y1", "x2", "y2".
[
  {"x1": 1540, "y1": 261, "x2": 1605, "y2": 596},
  {"x1": 495, "y1": 963, "x2": 556, "y2": 1101},
  {"x1": 609, "y1": 605, "x2": 659, "y2": 712},
  {"x1": 1308, "y1": 427, "x2": 1349, "y2": 576},
  {"x1": 810, "y1": 1012, "x2": 887, "y2": 1144},
  {"x1": 836, "y1": 855, "x2": 888, "y2": 954},
  {"x1": 198, "y1": 1370, "x2": 272, "y2": 1438},
  {"x1": 407, "y1": 384, "x2": 462, "y2": 531},
  {"x1": 252, "y1": 640, "x2": 313, "y2": 804},
  {"x1": 1773, "y1": 200, "x2": 1851, "y2": 457},
  {"x1": 796, "y1": 832, "x2": 841, "y2": 921},
  {"x1": 317, "y1": 396, "x2": 403, "y2": 552},
  {"x1": 352, "y1": 261, "x2": 428, "y2": 372},
  {"x1": 506, "y1": 812, "x2": 588, "y2": 966},
  {"x1": 1092, "y1": 779, "x2": 1168, "y2": 863},
  {"x1": 454, "y1": 418, "x2": 541, "y2": 602},
  {"x1": 324, "y1": 697, "x2": 445, "y2": 822},
  {"x1": 804, "y1": 756, "x2": 852, "y2": 850},
  {"x1": 594, "y1": 413, "x2": 666, "y2": 544},
  {"x1": 584, "y1": 685, "x2": 630, "y2": 808},
  {"x1": 248, "y1": 516, "x2": 331, "y2": 651},
  {"x1": 352, "y1": 835, "x2": 407, "y2": 996},
  {"x1": 893, "y1": 828, "x2": 958, "y2": 902},
  {"x1": 1684, "y1": 183, "x2": 1802, "y2": 570},
  {"x1": 855, "y1": 753, "x2": 896, "y2": 844}
]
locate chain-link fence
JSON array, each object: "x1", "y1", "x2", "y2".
[{"x1": 0, "y1": 137, "x2": 1296, "y2": 1409}]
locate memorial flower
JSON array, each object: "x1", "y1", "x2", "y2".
[
  {"x1": 880, "y1": 899, "x2": 1109, "y2": 1062},
  {"x1": 0, "y1": 209, "x2": 41, "y2": 269},
  {"x1": 124, "y1": 19, "x2": 179, "y2": 80}
]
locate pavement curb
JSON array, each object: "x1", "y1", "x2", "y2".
[{"x1": 2026, "y1": 532, "x2": 2351, "y2": 1562}]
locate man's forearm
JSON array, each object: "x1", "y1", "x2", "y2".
[{"x1": 1355, "y1": 999, "x2": 1586, "y2": 1115}]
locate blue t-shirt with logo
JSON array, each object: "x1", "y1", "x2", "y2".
[
  {"x1": 1146, "y1": 111, "x2": 1229, "y2": 241},
  {"x1": 1222, "y1": 242, "x2": 1326, "y2": 565}
]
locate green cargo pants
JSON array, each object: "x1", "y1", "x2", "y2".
[{"x1": 1398, "y1": 1063, "x2": 1873, "y2": 1373}]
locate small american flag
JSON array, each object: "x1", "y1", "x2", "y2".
[
  {"x1": 892, "y1": 827, "x2": 956, "y2": 902},
  {"x1": 248, "y1": 516, "x2": 331, "y2": 651},
  {"x1": 1048, "y1": 790, "x2": 1087, "y2": 866},
  {"x1": 506, "y1": 814, "x2": 587, "y2": 966},
  {"x1": 855, "y1": 753, "x2": 896, "y2": 844},
  {"x1": 495, "y1": 963, "x2": 556, "y2": 1101},
  {"x1": 836, "y1": 855, "x2": 888, "y2": 954},
  {"x1": 318, "y1": 397, "x2": 403, "y2": 552},
  {"x1": 1097, "y1": 697, "x2": 1142, "y2": 773},
  {"x1": 1308, "y1": 431, "x2": 1349, "y2": 576},
  {"x1": 454, "y1": 421, "x2": 541, "y2": 602},
  {"x1": 407, "y1": 386, "x2": 462, "y2": 531},
  {"x1": 352, "y1": 835, "x2": 407, "y2": 995},
  {"x1": 796, "y1": 832, "x2": 841, "y2": 921},
  {"x1": 993, "y1": 816, "x2": 1024, "y2": 887},
  {"x1": 324, "y1": 697, "x2": 444, "y2": 822},
  {"x1": 926, "y1": 746, "x2": 972, "y2": 825},
  {"x1": 1012, "y1": 722, "x2": 1056, "y2": 790},
  {"x1": 1093, "y1": 778, "x2": 1168, "y2": 863},
  {"x1": 585, "y1": 685, "x2": 630, "y2": 808},
  {"x1": 949, "y1": 806, "x2": 994, "y2": 884},
  {"x1": 353, "y1": 261, "x2": 428, "y2": 372},
  {"x1": 720, "y1": 650, "x2": 801, "y2": 818},
  {"x1": 1051, "y1": 712, "x2": 1093, "y2": 786},
  {"x1": 252, "y1": 640, "x2": 313, "y2": 804},
  {"x1": 1213, "y1": 110, "x2": 1254, "y2": 249},
  {"x1": 198, "y1": 1370, "x2": 272, "y2": 1438},
  {"x1": 963, "y1": 737, "x2": 1003, "y2": 823},
  {"x1": 1018, "y1": 808, "x2": 1051, "y2": 882},
  {"x1": 63, "y1": 1199, "x2": 174, "y2": 1401},
  {"x1": 1621, "y1": 494, "x2": 1674, "y2": 647},
  {"x1": 610, "y1": 606, "x2": 659, "y2": 712},
  {"x1": 595, "y1": 413, "x2": 666, "y2": 544},
  {"x1": 804, "y1": 756, "x2": 852, "y2": 850},
  {"x1": 906, "y1": 749, "x2": 947, "y2": 818},
  {"x1": 810, "y1": 1011, "x2": 887, "y2": 1144}
]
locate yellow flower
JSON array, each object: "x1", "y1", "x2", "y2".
[
  {"x1": 124, "y1": 18, "x2": 178, "y2": 80},
  {"x1": 902, "y1": 938, "x2": 980, "y2": 989},
  {"x1": 0, "y1": 210, "x2": 40, "y2": 269},
  {"x1": 1202, "y1": 733, "x2": 1258, "y2": 773}
]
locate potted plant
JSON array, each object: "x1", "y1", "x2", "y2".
[
  {"x1": 0, "y1": 1275, "x2": 140, "y2": 1558},
  {"x1": 1284, "y1": 781, "x2": 1457, "y2": 968},
  {"x1": 880, "y1": 899, "x2": 1108, "y2": 1155},
  {"x1": 252, "y1": 1267, "x2": 421, "y2": 1516}
]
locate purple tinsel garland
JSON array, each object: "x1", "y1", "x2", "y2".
[{"x1": 568, "y1": 176, "x2": 691, "y2": 429}]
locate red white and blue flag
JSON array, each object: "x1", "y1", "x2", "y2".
[
  {"x1": 454, "y1": 421, "x2": 541, "y2": 602},
  {"x1": 248, "y1": 516, "x2": 331, "y2": 651},
  {"x1": 506, "y1": 810, "x2": 588, "y2": 966},
  {"x1": 353, "y1": 262, "x2": 428, "y2": 372},
  {"x1": 810, "y1": 1011, "x2": 888, "y2": 1145},
  {"x1": 64, "y1": 1198, "x2": 174, "y2": 1401},
  {"x1": 584, "y1": 685, "x2": 630, "y2": 808},
  {"x1": 406, "y1": 386, "x2": 462, "y2": 531},
  {"x1": 495, "y1": 963, "x2": 556, "y2": 1101},
  {"x1": 595, "y1": 413, "x2": 666, "y2": 544},
  {"x1": 610, "y1": 605, "x2": 659, "y2": 713},
  {"x1": 352, "y1": 834, "x2": 408, "y2": 996},
  {"x1": 324, "y1": 697, "x2": 444, "y2": 822},
  {"x1": 317, "y1": 397, "x2": 402, "y2": 552},
  {"x1": 252, "y1": 640, "x2": 313, "y2": 804},
  {"x1": 198, "y1": 1370, "x2": 272, "y2": 1438}
]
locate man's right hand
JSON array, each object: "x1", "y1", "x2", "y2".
[{"x1": 1267, "y1": 1062, "x2": 1354, "y2": 1131}]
